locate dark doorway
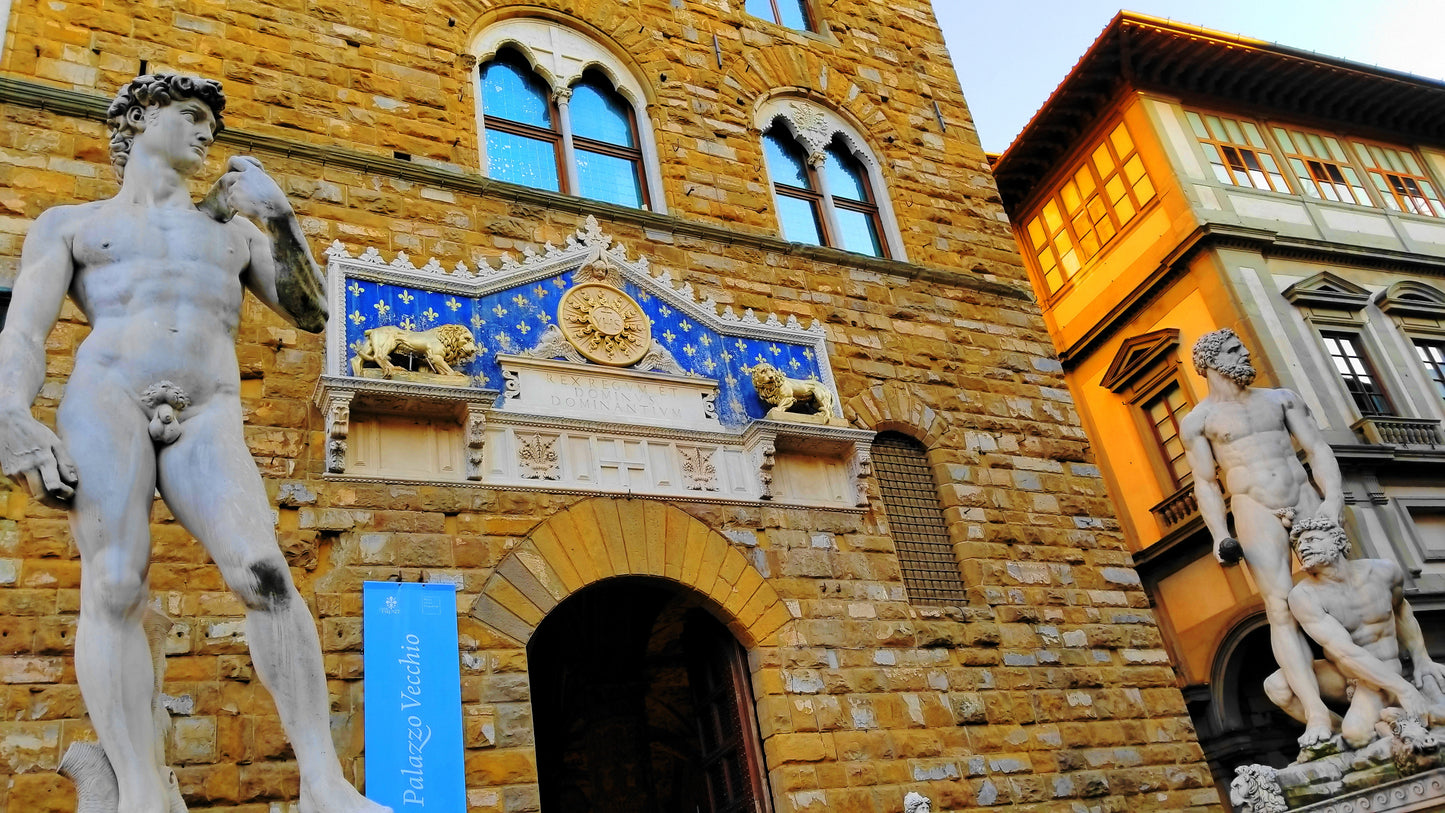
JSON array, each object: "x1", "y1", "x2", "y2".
[{"x1": 528, "y1": 577, "x2": 773, "y2": 813}]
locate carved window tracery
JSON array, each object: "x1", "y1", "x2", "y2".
[{"x1": 755, "y1": 99, "x2": 905, "y2": 261}]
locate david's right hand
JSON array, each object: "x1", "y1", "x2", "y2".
[{"x1": 0, "y1": 412, "x2": 78, "y2": 507}]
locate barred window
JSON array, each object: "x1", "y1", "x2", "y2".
[
  {"x1": 871, "y1": 432, "x2": 965, "y2": 606},
  {"x1": 1186, "y1": 111, "x2": 1289, "y2": 193}
]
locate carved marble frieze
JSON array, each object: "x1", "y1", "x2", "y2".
[{"x1": 314, "y1": 216, "x2": 871, "y2": 508}]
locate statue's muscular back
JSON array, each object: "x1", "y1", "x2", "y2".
[
  {"x1": 57, "y1": 198, "x2": 253, "y2": 412},
  {"x1": 1197, "y1": 387, "x2": 1313, "y2": 511}
]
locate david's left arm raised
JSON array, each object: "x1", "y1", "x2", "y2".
[{"x1": 207, "y1": 155, "x2": 328, "y2": 333}]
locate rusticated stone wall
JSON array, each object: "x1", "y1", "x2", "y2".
[{"x1": 0, "y1": 0, "x2": 1220, "y2": 811}]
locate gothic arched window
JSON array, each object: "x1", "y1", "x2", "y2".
[
  {"x1": 472, "y1": 19, "x2": 665, "y2": 212},
  {"x1": 480, "y1": 50, "x2": 563, "y2": 193},
  {"x1": 757, "y1": 100, "x2": 903, "y2": 259}
]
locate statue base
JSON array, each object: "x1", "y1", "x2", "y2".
[{"x1": 1232, "y1": 726, "x2": 1445, "y2": 812}]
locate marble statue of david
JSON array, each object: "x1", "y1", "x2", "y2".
[{"x1": 0, "y1": 75, "x2": 388, "y2": 812}]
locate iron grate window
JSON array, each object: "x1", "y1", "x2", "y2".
[{"x1": 871, "y1": 432, "x2": 966, "y2": 606}]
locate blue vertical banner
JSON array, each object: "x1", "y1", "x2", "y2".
[{"x1": 363, "y1": 581, "x2": 466, "y2": 810}]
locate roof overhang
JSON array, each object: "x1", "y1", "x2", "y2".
[{"x1": 992, "y1": 12, "x2": 1445, "y2": 214}]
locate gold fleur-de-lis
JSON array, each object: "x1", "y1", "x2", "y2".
[
  {"x1": 398, "y1": 290, "x2": 415, "y2": 304},
  {"x1": 446, "y1": 297, "x2": 462, "y2": 311},
  {"x1": 720, "y1": 350, "x2": 732, "y2": 362},
  {"x1": 735, "y1": 339, "x2": 746, "y2": 352},
  {"x1": 400, "y1": 316, "x2": 417, "y2": 331},
  {"x1": 422, "y1": 307, "x2": 439, "y2": 322},
  {"x1": 803, "y1": 348, "x2": 814, "y2": 360},
  {"x1": 660, "y1": 305, "x2": 672, "y2": 317},
  {"x1": 374, "y1": 301, "x2": 391, "y2": 316},
  {"x1": 513, "y1": 294, "x2": 529, "y2": 307},
  {"x1": 755, "y1": 354, "x2": 767, "y2": 365},
  {"x1": 471, "y1": 314, "x2": 485, "y2": 328},
  {"x1": 532, "y1": 285, "x2": 546, "y2": 299},
  {"x1": 679, "y1": 320, "x2": 692, "y2": 332},
  {"x1": 702, "y1": 359, "x2": 717, "y2": 373},
  {"x1": 638, "y1": 291, "x2": 650, "y2": 301},
  {"x1": 663, "y1": 330, "x2": 676, "y2": 343},
  {"x1": 347, "y1": 281, "x2": 363, "y2": 297},
  {"x1": 493, "y1": 303, "x2": 508, "y2": 317},
  {"x1": 683, "y1": 344, "x2": 696, "y2": 357},
  {"x1": 789, "y1": 358, "x2": 801, "y2": 370},
  {"x1": 769, "y1": 343, "x2": 781, "y2": 355},
  {"x1": 725, "y1": 374, "x2": 737, "y2": 386},
  {"x1": 538, "y1": 312, "x2": 552, "y2": 324},
  {"x1": 516, "y1": 322, "x2": 530, "y2": 335},
  {"x1": 349, "y1": 310, "x2": 365, "y2": 325},
  {"x1": 553, "y1": 278, "x2": 566, "y2": 288},
  {"x1": 700, "y1": 335, "x2": 711, "y2": 346}
]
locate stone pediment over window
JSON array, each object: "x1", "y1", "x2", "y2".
[
  {"x1": 1101, "y1": 328, "x2": 1180, "y2": 394},
  {"x1": 313, "y1": 216, "x2": 873, "y2": 509},
  {"x1": 1378, "y1": 280, "x2": 1445, "y2": 320},
  {"x1": 1281, "y1": 271, "x2": 1372, "y2": 312}
]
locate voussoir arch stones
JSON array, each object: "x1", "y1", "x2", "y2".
[
  {"x1": 844, "y1": 383, "x2": 947, "y2": 447},
  {"x1": 469, "y1": 498, "x2": 793, "y2": 647}
]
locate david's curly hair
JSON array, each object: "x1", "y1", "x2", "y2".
[
  {"x1": 1289, "y1": 515, "x2": 1350, "y2": 557},
  {"x1": 106, "y1": 74, "x2": 226, "y2": 180},
  {"x1": 1192, "y1": 327, "x2": 1239, "y2": 376}
]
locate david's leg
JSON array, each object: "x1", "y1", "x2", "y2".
[
  {"x1": 60, "y1": 399, "x2": 171, "y2": 812},
  {"x1": 158, "y1": 404, "x2": 388, "y2": 812},
  {"x1": 1237, "y1": 499, "x2": 1334, "y2": 745}
]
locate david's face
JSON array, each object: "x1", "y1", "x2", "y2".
[
  {"x1": 1212, "y1": 337, "x2": 1257, "y2": 386},
  {"x1": 133, "y1": 98, "x2": 216, "y2": 176}
]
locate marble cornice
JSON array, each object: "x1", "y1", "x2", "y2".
[{"x1": 0, "y1": 75, "x2": 1031, "y2": 303}]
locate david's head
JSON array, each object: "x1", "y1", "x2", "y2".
[
  {"x1": 106, "y1": 74, "x2": 226, "y2": 180},
  {"x1": 1193, "y1": 327, "x2": 1256, "y2": 387},
  {"x1": 1290, "y1": 516, "x2": 1350, "y2": 570}
]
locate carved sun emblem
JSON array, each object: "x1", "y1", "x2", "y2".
[{"x1": 558, "y1": 283, "x2": 651, "y2": 366}]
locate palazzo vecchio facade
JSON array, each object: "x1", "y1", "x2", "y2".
[{"x1": 0, "y1": 1, "x2": 1219, "y2": 810}]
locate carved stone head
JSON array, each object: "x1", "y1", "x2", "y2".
[
  {"x1": 903, "y1": 791, "x2": 931, "y2": 813},
  {"x1": 106, "y1": 74, "x2": 226, "y2": 180},
  {"x1": 1289, "y1": 516, "x2": 1350, "y2": 568},
  {"x1": 1192, "y1": 327, "x2": 1257, "y2": 386}
]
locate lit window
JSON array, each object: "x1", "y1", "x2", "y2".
[
  {"x1": 1414, "y1": 340, "x2": 1445, "y2": 399},
  {"x1": 1322, "y1": 333, "x2": 1393, "y2": 416},
  {"x1": 1024, "y1": 121, "x2": 1155, "y2": 294},
  {"x1": 763, "y1": 129, "x2": 888, "y2": 258},
  {"x1": 746, "y1": 0, "x2": 813, "y2": 30},
  {"x1": 1143, "y1": 383, "x2": 1193, "y2": 488},
  {"x1": 479, "y1": 52, "x2": 649, "y2": 209},
  {"x1": 1272, "y1": 126, "x2": 1372, "y2": 206},
  {"x1": 871, "y1": 432, "x2": 965, "y2": 607},
  {"x1": 1352, "y1": 142, "x2": 1444, "y2": 218},
  {"x1": 1186, "y1": 111, "x2": 1289, "y2": 193}
]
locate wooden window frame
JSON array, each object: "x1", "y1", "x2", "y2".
[
  {"x1": 765, "y1": 127, "x2": 890, "y2": 259},
  {"x1": 1350, "y1": 139, "x2": 1445, "y2": 218},
  {"x1": 1271, "y1": 125, "x2": 1374, "y2": 207},
  {"x1": 1022, "y1": 119, "x2": 1157, "y2": 297},
  {"x1": 1320, "y1": 330, "x2": 1395, "y2": 417},
  {"x1": 1139, "y1": 380, "x2": 1194, "y2": 490},
  {"x1": 479, "y1": 54, "x2": 568, "y2": 194},
  {"x1": 570, "y1": 75, "x2": 650, "y2": 209},
  {"x1": 1185, "y1": 110, "x2": 1291, "y2": 194},
  {"x1": 747, "y1": 0, "x2": 815, "y2": 32}
]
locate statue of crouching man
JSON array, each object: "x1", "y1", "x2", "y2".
[
  {"x1": 0, "y1": 74, "x2": 389, "y2": 812},
  {"x1": 1266, "y1": 516, "x2": 1445, "y2": 751}
]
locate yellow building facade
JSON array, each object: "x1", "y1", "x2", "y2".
[{"x1": 995, "y1": 12, "x2": 1445, "y2": 788}]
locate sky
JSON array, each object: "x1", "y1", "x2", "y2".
[{"x1": 937, "y1": 0, "x2": 1445, "y2": 153}]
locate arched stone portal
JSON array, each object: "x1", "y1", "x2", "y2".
[{"x1": 469, "y1": 498, "x2": 793, "y2": 647}]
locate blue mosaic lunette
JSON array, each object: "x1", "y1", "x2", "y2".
[{"x1": 343, "y1": 272, "x2": 825, "y2": 428}]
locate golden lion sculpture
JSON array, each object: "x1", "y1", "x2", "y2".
[
  {"x1": 748, "y1": 362, "x2": 839, "y2": 424},
  {"x1": 351, "y1": 323, "x2": 477, "y2": 379}
]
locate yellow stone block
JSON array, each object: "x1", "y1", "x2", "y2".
[
  {"x1": 526, "y1": 525, "x2": 584, "y2": 595},
  {"x1": 615, "y1": 498, "x2": 649, "y2": 575},
  {"x1": 482, "y1": 577, "x2": 544, "y2": 628}
]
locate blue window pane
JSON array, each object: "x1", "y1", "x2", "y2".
[
  {"x1": 776, "y1": 194, "x2": 823, "y2": 246},
  {"x1": 570, "y1": 80, "x2": 635, "y2": 147},
  {"x1": 825, "y1": 143, "x2": 870, "y2": 202},
  {"x1": 764, "y1": 130, "x2": 812, "y2": 189},
  {"x1": 777, "y1": 0, "x2": 810, "y2": 29},
  {"x1": 835, "y1": 207, "x2": 883, "y2": 257},
  {"x1": 576, "y1": 148, "x2": 644, "y2": 208},
  {"x1": 481, "y1": 56, "x2": 552, "y2": 127},
  {"x1": 486, "y1": 130, "x2": 560, "y2": 192},
  {"x1": 745, "y1": 0, "x2": 776, "y2": 21}
]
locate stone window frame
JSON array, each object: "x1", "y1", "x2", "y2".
[
  {"x1": 470, "y1": 17, "x2": 668, "y2": 214},
  {"x1": 743, "y1": 0, "x2": 818, "y2": 33},
  {"x1": 754, "y1": 97, "x2": 907, "y2": 261},
  {"x1": 869, "y1": 430, "x2": 967, "y2": 607}
]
